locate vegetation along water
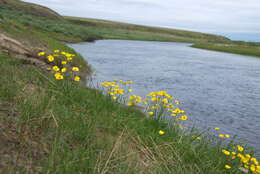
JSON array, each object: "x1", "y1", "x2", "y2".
[{"x1": 0, "y1": 0, "x2": 259, "y2": 173}]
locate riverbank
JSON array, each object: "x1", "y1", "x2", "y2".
[
  {"x1": 0, "y1": 50, "x2": 240, "y2": 173},
  {"x1": 0, "y1": 0, "x2": 259, "y2": 173},
  {"x1": 192, "y1": 42, "x2": 260, "y2": 58}
]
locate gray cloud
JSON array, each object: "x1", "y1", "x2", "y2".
[{"x1": 22, "y1": 0, "x2": 260, "y2": 35}]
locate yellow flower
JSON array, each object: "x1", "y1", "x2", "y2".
[
  {"x1": 52, "y1": 66, "x2": 60, "y2": 72},
  {"x1": 250, "y1": 164, "x2": 256, "y2": 172},
  {"x1": 148, "y1": 112, "x2": 154, "y2": 116},
  {"x1": 225, "y1": 134, "x2": 230, "y2": 138},
  {"x1": 54, "y1": 49, "x2": 60, "y2": 53},
  {"x1": 38, "y1": 51, "x2": 45, "y2": 56},
  {"x1": 47, "y1": 55, "x2": 54, "y2": 62},
  {"x1": 67, "y1": 57, "x2": 73, "y2": 61},
  {"x1": 112, "y1": 96, "x2": 117, "y2": 100},
  {"x1": 162, "y1": 98, "x2": 169, "y2": 104},
  {"x1": 61, "y1": 61, "x2": 67, "y2": 65},
  {"x1": 256, "y1": 165, "x2": 260, "y2": 173},
  {"x1": 151, "y1": 97, "x2": 157, "y2": 101},
  {"x1": 172, "y1": 108, "x2": 181, "y2": 114},
  {"x1": 128, "y1": 89, "x2": 133, "y2": 93},
  {"x1": 245, "y1": 154, "x2": 251, "y2": 159},
  {"x1": 180, "y1": 115, "x2": 188, "y2": 120},
  {"x1": 251, "y1": 158, "x2": 259, "y2": 166},
  {"x1": 72, "y1": 67, "x2": 79, "y2": 72},
  {"x1": 159, "y1": 130, "x2": 165, "y2": 135},
  {"x1": 224, "y1": 165, "x2": 231, "y2": 169},
  {"x1": 241, "y1": 157, "x2": 249, "y2": 164},
  {"x1": 175, "y1": 100, "x2": 180, "y2": 105},
  {"x1": 214, "y1": 127, "x2": 220, "y2": 131},
  {"x1": 237, "y1": 153, "x2": 243, "y2": 158},
  {"x1": 54, "y1": 73, "x2": 64, "y2": 80},
  {"x1": 237, "y1": 145, "x2": 244, "y2": 152},
  {"x1": 222, "y1": 149, "x2": 230, "y2": 156},
  {"x1": 61, "y1": 67, "x2": 67, "y2": 73},
  {"x1": 218, "y1": 134, "x2": 225, "y2": 138},
  {"x1": 74, "y1": 76, "x2": 80, "y2": 82}
]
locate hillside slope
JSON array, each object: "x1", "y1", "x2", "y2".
[
  {"x1": 0, "y1": 0, "x2": 61, "y2": 19},
  {"x1": 65, "y1": 16, "x2": 231, "y2": 43}
]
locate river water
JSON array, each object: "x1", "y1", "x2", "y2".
[{"x1": 68, "y1": 40, "x2": 260, "y2": 154}]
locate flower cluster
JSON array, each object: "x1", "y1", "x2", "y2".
[
  {"x1": 147, "y1": 91, "x2": 188, "y2": 121},
  {"x1": 222, "y1": 144, "x2": 260, "y2": 173},
  {"x1": 146, "y1": 91, "x2": 187, "y2": 121},
  {"x1": 101, "y1": 80, "x2": 134, "y2": 100},
  {"x1": 102, "y1": 80, "x2": 188, "y2": 122},
  {"x1": 101, "y1": 79, "x2": 189, "y2": 138},
  {"x1": 38, "y1": 50, "x2": 81, "y2": 82},
  {"x1": 214, "y1": 128, "x2": 259, "y2": 173},
  {"x1": 127, "y1": 95, "x2": 147, "y2": 106}
]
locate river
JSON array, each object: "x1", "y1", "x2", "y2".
[{"x1": 68, "y1": 40, "x2": 260, "y2": 154}]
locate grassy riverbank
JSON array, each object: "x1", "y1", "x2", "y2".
[
  {"x1": 0, "y1": 50, "x2": 237, "y2": 173},
  {"x1": 192, "y1": 42, "x2": 260, "y2": 58},
  {"x1": 0, "y1": 0, "x2": 259, "y2": 173}
]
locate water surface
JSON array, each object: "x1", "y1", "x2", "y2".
[{"x1": 68, "y1": 40, "x2": 260, "y2": 154}]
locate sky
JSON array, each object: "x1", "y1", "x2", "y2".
[{"x1": 23, "y1": 0, "x2": 260, "y2": 41}]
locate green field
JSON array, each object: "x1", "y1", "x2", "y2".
[
  {"x1": 0, "y1": 0, "x2": 259, "y2": 173},
  {"x1": 192, "y1": 42, "x2": 260, "y2": 57}
]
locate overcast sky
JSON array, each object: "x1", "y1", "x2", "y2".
[{"x1": 23, "y1": 0, "x2": 260, "y2": 40}]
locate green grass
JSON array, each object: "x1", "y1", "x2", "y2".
[
  {"x1": 0, "y1": 51, "x2": 242, "y2": 174},
  {"x1": 0, "y1": 6, "x2": 102, "y2": 42},
  {"x1": 192, "y1": 43, "x2": 260, "y2": 58}
]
